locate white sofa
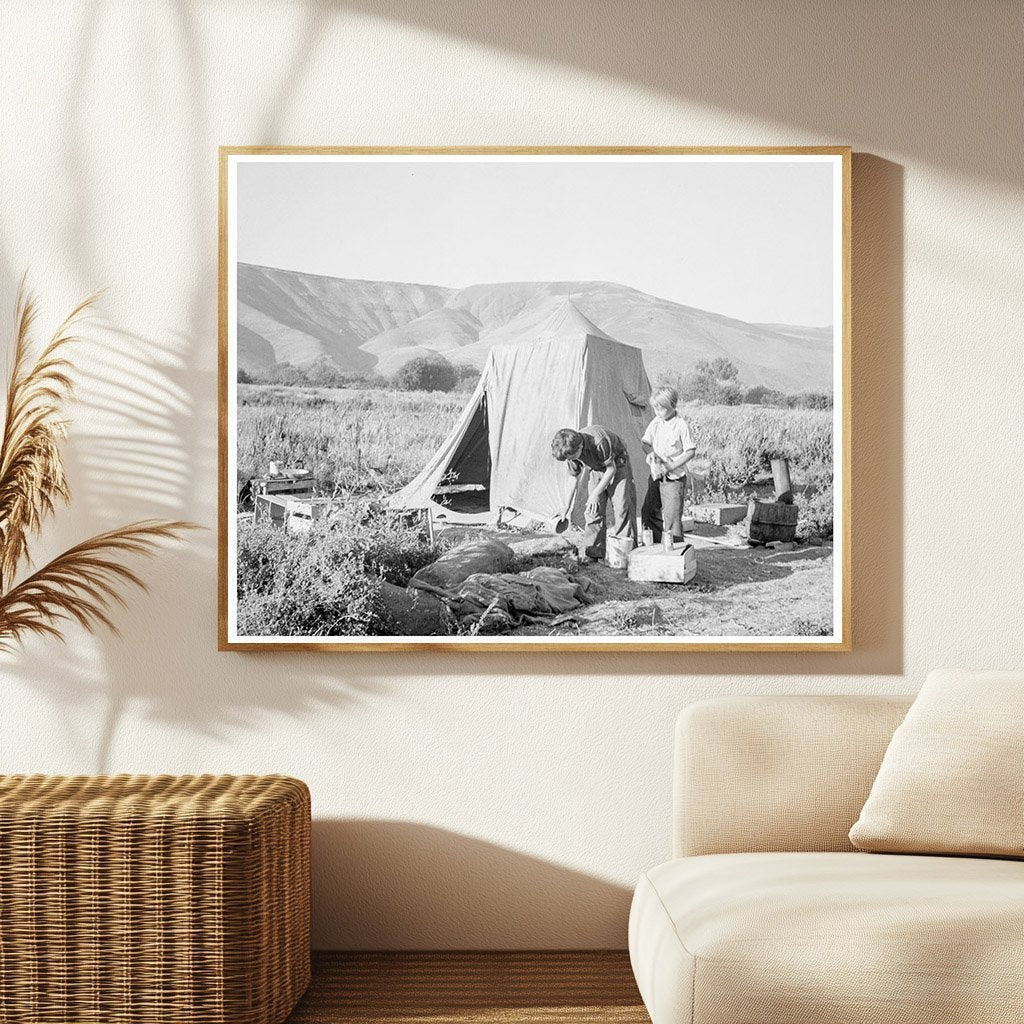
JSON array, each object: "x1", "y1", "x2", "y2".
[{"x1": 628, "y1": 695, "x2": 1024, "y2": 1023}]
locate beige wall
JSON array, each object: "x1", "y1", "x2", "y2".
[{"x1": 1, "y1": 1, "x2": 1021, "y2": 949}]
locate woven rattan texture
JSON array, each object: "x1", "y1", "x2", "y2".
[{"x1": 0, "y1": 774, "x2": 311, "y2": 1024}]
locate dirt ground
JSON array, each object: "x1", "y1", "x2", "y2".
[{"x1": 511, "y1": 523, "x2": 834, "y2": 638}]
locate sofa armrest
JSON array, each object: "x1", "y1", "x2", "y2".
[{"x1": 674, "y1": 695, "x2": 912, "y2": 857}]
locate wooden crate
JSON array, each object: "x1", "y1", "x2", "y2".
[
  {"x1": 689, "y1": 503, "x2": 748, "y2": 526},
  {"x1": 628, "y1": 541, "x2": 697, "y2": 583}
]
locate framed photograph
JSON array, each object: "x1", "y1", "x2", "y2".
[{"x1": 219, "y1": 147, "x2": 850, "y2": 651}]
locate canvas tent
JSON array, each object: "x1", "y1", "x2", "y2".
[{"x1": 389, "y1": 300, "x2": 653, "y2": 527}]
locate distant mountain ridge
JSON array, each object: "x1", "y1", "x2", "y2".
[{"x1": 236, "y1": 263, "x2": 833, "y2": 393}]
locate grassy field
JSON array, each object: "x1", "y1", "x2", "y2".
[
  {"x1": 236, "y1": 383, "x2": 835, "y2": 637},
  {"x1": 685, "y1": 403, "x2": 834, "y2": 541},
  {"x1": 237, "y1": 384, "x2": 465, "y2": 496},
  {"x1": 687, "y1": 404, "x2": 832, "y2": 494},
  {"x1": 238, "y1": 384, "x2": 833, "y2": 518}
]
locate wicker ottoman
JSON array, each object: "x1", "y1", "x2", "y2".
[{"x1": 0, "y1": 774, "x2": 310, "y2": 1024}]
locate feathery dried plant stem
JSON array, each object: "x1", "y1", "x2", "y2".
[
  {"x1": 0, "y1": 521, "x2": 198, "y2": 650},
  {"x1": 0, "y1": 282, "x2": 197, "y2": 650},
  {"x1": 0, "y1": 280, "x2": 98, "y2": 590}
]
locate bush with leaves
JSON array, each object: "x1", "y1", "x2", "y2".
[
  {"x1": 302, "y1": 356, "x2": 347, "y2": 388},
  {"x1": 716, "y1": 380, "x2": 744, "y2": 406},
  {"x1": 788, "y1": 391, "x2": 833, "y2": 410},
  {"x1": 236, "y1": 523, "x2": 386, "y2": 637},
  {"x1": 242, "y1": 360, "x2": 389, "y2": 391},
  {"x1": 391, "y1": 353, "x2": 458, "y2": 393},
  {"x1": 686, "y1": 404, "x2": 835, "y2": 538},
  {"x1": 236, "y1": 499, "x2": 443, "y2": 637},
  {"x1": 678, "y1": 358, "x2": 744, "y2": 405},
  {"x1": 708, "y1": 357, "x2": 739, "y2": 381},
  {"x1": 744, "y1": 384, "x2": 788, "y2": 407},
  {"x1": 795, "y1": 484, "x2": 835, "y2": 541},
  {"x1": 455, "y1": 363, "x2": 481, "y2": 391},
  {"x1": 326, "y1": 499, "x2": 441, "y2": 585}
]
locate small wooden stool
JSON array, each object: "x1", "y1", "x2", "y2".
[{"x1": 0, "y1": 774, "x2": 310, "y2": 1023}]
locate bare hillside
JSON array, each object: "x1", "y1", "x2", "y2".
[
  {"x1": 237, "y1": 263, "x2": 452, "y2": 371},
  {"x1": 359, "y1": 307, "x2": 482, "y2": 360},
  {"x1": 447, "y1": 281, "x2": 832, "y2": 392},
  {"x1": 237, "y1": 264, "x2": 832, "y2": 392}
]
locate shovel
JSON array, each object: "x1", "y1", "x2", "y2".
[{"x1": 552, "y1": 476, "x2": 583, "y2": 534}]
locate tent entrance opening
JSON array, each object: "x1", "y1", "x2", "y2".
[{"x1": 431, "y1": 394, "x2": 490, "y2": 513}]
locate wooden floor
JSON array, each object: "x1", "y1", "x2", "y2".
[{"x1": 287, "y1": 951, "x2": 649, "y2": 1023}]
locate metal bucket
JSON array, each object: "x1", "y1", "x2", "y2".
[{"x1": 606, "y1": 536, "x2": 634, "y2": 568}]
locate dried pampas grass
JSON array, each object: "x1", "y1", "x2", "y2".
[{"x1": 0, "y1": 280, "x2": 196, "y2": 650}]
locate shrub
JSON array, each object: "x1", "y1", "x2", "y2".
[
  {"x1": 326, "y1": 499, "x2": 440, "y2": 585},
  {"x1": 266, "y1": 362, "x2": 305, "y2": 386},
  {"x1": 454, "y1": 363, "x2": 481, "y2": 391},
  {"x1": 709, "y1": 357, "x2": 739, "y2": 381},
  {"x1": 236, "y1": 521, "x2": 289, "y2": 594},
  {"x1": 678, "y1": 363, "x2": 713, "y2": 404},
  {"x1": 795, "y1": 484, "x2": 835, "y2": 541},
  {"x1": 717, "y1": 381, "x2": 744, "y2": 406},
  {"x1": 236, "y1": 521, "x2": 386, "y2": 636},
  {"x1": 392, "y1": 353, "x2": 458, "y2": 393},
  {"x1": 243, "y1": 360, "x2": 390, "y2": 391},
  {"x1": 788, "y1": 391, "x2": 833, "y2": 410},
  {"x1": 236, "y1": 499, "x2": 443, "y2": 637},
  {"x1": 678, "y1": 359, "x2": 742, "y2": 405},
  {"x1": 744, "y1": 384, "x2": 787, "y2": 407},
  {"x1": 340, "y1": 370, "x2": 390, "y2": 389},
  {"x1": 792, "y1": 617, "x2": 832, "y2": 636},
  {"x1": 685, "y1": 404, "x2": 835, "y2": 539},
  {"x1": 303, "y1": 356, "x2": 348, "y2": 388}
]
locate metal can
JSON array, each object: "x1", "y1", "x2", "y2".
[{"x1": 642, "y1": 529, "x2": 654, "y2": 547}]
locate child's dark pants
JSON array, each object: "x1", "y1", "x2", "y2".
[{"x1": 641, "y1": 476, "x2": 687, "y2": 542}]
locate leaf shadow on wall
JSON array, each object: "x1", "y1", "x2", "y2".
[
  {"x1": 336, "y1": 0, "x2": 1021, "y2": 188},
  {"x1": 311, "y1": 819, "x2": 634, "y2": 950},
  {"x1": 0, "y1": 0, "x2": 386, "y2": 772},
  {"x1": 0, "y1": 319, "x2": 385, "y2": 773}
]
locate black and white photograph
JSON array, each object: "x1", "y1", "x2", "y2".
[{"x1": 220, "y1": 149, "x2": 849, "y2": 650}]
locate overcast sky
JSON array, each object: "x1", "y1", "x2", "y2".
[{"x1": 236, "y1": 156, "x2": 837, "y2": 327}]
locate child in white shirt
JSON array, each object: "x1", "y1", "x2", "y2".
[{"x1": 640, "y1": 386, "x2": 696, "y2": 544}]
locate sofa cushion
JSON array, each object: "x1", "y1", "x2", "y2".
[
  {"x1": 675, "y1": 695, "x2": 912, "y2": 857},
  {"x1": 849, "y1": 668, "x2": 1024, "y2": 857},
  {"x1": 629, "y1": 852, "x2": 1024, "y2": 1024}
]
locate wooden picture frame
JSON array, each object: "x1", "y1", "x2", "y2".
[{"x1": 219, "y1": 147, "x2": 851, "y2": 652}]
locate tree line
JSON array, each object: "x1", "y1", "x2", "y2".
[
  {"x1": 237, "y1": 353, "x2": 480, "y2": 393},
  {"x1": 239, "y1": 352, "x2": 831, "y2": 408},
  {"x1": 660, "y1": 357, "x2": 832, "y2": 410}
]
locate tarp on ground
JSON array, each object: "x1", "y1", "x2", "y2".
[{"x1": 446, "y1": 566, "x2": 594, "y2": 632}]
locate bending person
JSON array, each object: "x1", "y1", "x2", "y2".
[{"x1": 551, "y1": 426, "x2": 637, "y2": 563}]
